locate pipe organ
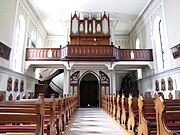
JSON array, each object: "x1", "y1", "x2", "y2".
[{"x1": 70, "y1": 11, "x2": 111, "y2": 45}]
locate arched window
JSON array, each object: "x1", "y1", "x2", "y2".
[
  {"x1": 153, "y1": 17, "x2": 165, "y2": 72},
  {"x1": 13, "y1": 15, "x2": 25, "y2": 73},
  {"x1": 136, "y1": 38, "x2": 140, "y2": 49},
  {"x1": 136, "y1": 38, "x2": 142, "y2": 78}
]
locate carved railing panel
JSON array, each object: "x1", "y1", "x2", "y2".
[
  {"x1": 119, "y1": 49, "x2": 153, "y2": 61},
  {"x1": 26, "y1": 46, "x2": 153, "y2": 61},
  {"x1": 26, "y1": 48, "x2": 61, "y2": 61},
  {"x1": 67, "y1": 45, "x2": 113, "y2": 56}
]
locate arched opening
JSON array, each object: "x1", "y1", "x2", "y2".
[{"x1": 80, "y1": 73, "x2": 99, "y2": 107}]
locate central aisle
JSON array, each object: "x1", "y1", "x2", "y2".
[{"x1": 65, "y1": 108, "x2": 125, "y2": 135}]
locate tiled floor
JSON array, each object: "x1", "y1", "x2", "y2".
[{"x1": 65, "y1": 108, "x2": 125, "y2": 135}]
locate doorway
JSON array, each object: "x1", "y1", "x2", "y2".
[{"x1": 80, "y1": 73, "x2": 99, "y2": 107}]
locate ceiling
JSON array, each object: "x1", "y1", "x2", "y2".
[{"x1": 27, "y1": 0, "x2": 151, "y2": 36}]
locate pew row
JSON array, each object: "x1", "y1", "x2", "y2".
[
  {"x1": 138, "y1": 95, "x2": 156, "y2": 135},
  {"x1": 155, "y1": 95, "x2": 180, "y2": 135},
  {"x1": 121, "y1": 94, "x2": 129, "y2": 129},
  {"x1": 128, "y1": 94, "x2": 138, "y2": 135},
  {"x1": 0, "y1": 94, "x2": 78, "y2": 135},
  {"x1": 0, "y1": 94, "x2": 45, "y2": 135}
]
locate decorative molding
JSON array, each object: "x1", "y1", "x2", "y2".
[
  {"x1": 0, "y1": 41, "x2": 11, "y2": 60},
  {"x1": 161, "y1": 79, "x2": 166, "y2": 91},
  {"x1": 99, "y1": 71, "x2": 109, "y2": 84},
  {"x1": 70, "y1": 71, "x2": 80, "y2": 84},
  {"x1": 168, "y1": 77, "x2": 173, "y2": 91},
  {"x1": 0, "y1": 66, "x2": 38, "y2": 81},
  {"x1": 7, "y1": 77, "x2": 12, "y2": 92},
  {"x1": 20, "y1": 80, "x2": 24, "y2": 92},
  {"x1": 137, "y1": 67, "x2": 180, "y2": 82},
  {"x1": 155, "y1": 80, "x2": 159, "y2": 91},
  {"x1": 14, "y1": 79, "x2": 19, "y2": 92}
]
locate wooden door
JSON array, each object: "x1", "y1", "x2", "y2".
[{"x1": 80, "y1": 80, "x2": 98, "y2": 107}]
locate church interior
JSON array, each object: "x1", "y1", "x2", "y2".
[{"x1": 0, "y1": 0, "x2": 180, "y2": 134}]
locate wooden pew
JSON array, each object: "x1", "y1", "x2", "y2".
[
  {"x1": 155, "y1": 95, "x2": 180, "y2": 135},
  {"x1": 121, "y1": 94, "x2": 129, "y2": 129},
  {"x1": 55, "y1": 96, "x2": 63, "y2": 134},
  {"x1": 55, "y1": 94, "x2": 78, "y2": 134},
  {"x1": 0, "y1": 94, "x2": 45, "y2": 134},
  {"x1": 137, "y1": 94, "x2": 156, "y2": 135},
  {"x1": 128, "y1": 94, "x2": 138, "y2": 135},
  {"x1": 44, "y1": 94, "x2": 57, "y2": 135},
  {"x1": 0, "y1": 94, "x2": 56, "y2": 135},
  {"x1": 109, "y1": 95, "x2": 113, "y2": 116},
  {"x1": 15, "y1": 93, "x2": 57, "y2": 135},
  {"x1": 101, "y1": 95, "x2": 107, "y2": 112},
  {"x1": 107, "y1": 95, "x2": 111, "y2": 114},
  {"x1": 113, "y1": 94, "x2": 117, "y2": 119},
  {"x1": 116, "y1": 95, "x2": 122, "y2": 124}
]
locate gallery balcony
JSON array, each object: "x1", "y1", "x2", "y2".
[{"x1": 25, "y1": 45, "x2": 153, "y2": 62}]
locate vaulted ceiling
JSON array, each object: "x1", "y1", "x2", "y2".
[{"x1": 27, "y1": 0, "x2": 151, "y2": 36}]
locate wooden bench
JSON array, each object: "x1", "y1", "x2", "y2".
[
  {"x1": 0, "y1": 94, "x2": 45, "y2": 135},
  {"x1": 101, "y1": 95, "x2": 107, "y2": 112},
  {"x1": 137, "y1": 94, "x2": 156, "y2": 135},
  {"x1": 113, "y1": 94, "x2": 117, "y2": 119},
  {"x1": 128, "y1": 94, "x2": 138, "y2": 135},
  {"x1": 109, "y1": 95, "x2": 114, "y2": 116},
  {"x1": 107, "y1": 95, "x2": 111, "y2": 114},
  {"x1": 14, "y1": 94, "x2": 57, "y2": 135},
  {"x1": 0, "y1": 94, "x2": 57, "y2": 135},
  {"x1": 116, "y1": 95, "x2": 122, "y2": 124},
  {"x1": 121, "y1": 94, "x2": 129, "y2": 129},
  {"x1": 55, "y1": 94, "x2": 78, "y2": 134},
  {"x1": 155, "y1": 95, "x2": 180, "y2": 135}
]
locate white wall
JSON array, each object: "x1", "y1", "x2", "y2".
[
  {"x1": 164, "y1": 0, "x2": 180, "y2": 68},
  {"x1": 0, "y1": 0, "x2": 47, "y2": 100},
  {"x1": 0, "y1": 0, "x2": 16, "y2": 47},
  {"x1": 0, "y1": 0, "x2": 16, "y2": 68},
  {"x1": 131, "y1": 0, "x2": 180, "y2": 97},
  {"x1": 45, "y1": 36, "x2": 68, "y2": 48},
  {"x1": 0, "y1": 66, "x2": 38, "y2": 100},
  {"x1": 114, "y1": 35, "x2": 130, "y2": 48}
]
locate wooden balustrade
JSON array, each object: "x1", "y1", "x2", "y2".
[
  {"x1": 119, "y1": 49, "x2": 153, "y2": 61},
  {"x1": 26, "y1": 46, "x2": 153, "y2": 61},
  {"x1": 26, "y1": 48, "x2": 61, "y2": 61}
]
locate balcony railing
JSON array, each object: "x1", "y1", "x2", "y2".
[
  {"x1": 26, "y1": 48, "x2": 61, "y2": 61},
  {"x1": 26, "y1": 45, "x2": 153, "y2": 61}
]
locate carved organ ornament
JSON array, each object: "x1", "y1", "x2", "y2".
[{"x1": 70, "y1": 11, "x2": 111, "y2": 45}]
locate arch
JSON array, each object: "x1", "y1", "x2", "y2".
[
  {"x1": 79, "y1": 70, "x2": 100, "y2": 84},
  {"x1": 79, "y1": 71, "x2": 99, "y2": 107}
]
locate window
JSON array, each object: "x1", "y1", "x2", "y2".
[
  {"x1": 153, "y1": 17, "x2": 165, "y2": 72},
  {"x1": 136, "y1": 38, "x2": 140, "y2": 49},
  {"x1": 13, "y1": 15, "x2": 25, "y2": 73},
  {"x1": 136, "y1": 38, "x2": 142, "y2": 78}
]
